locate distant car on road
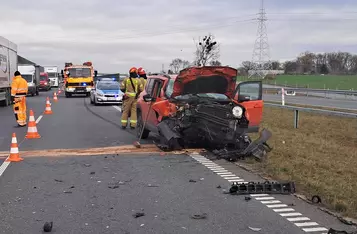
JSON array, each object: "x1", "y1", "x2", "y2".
[
  {"x1": 90, "y1": 80, "x2": 123, "y2": 105},
  {"x1": 39, "y1": 72, "x2": 51, "y2": 91},
  {"x1": 277, "y1": 89, "x2": 296, "y2": 96}
]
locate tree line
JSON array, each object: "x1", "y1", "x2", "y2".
[{"x1": 240, "y1": 51, "x2": 357, "y2": 76}]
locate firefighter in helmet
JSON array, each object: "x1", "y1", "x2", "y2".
[
  {"x1": 11, "y1": 71, "x2": 28, "y2": 127},
  {"x1": 120, "y1": 67, "x2": 143, "y2": 129},
  {"x1": 137, "y1": 67, "x2": 147, "y2": 88}
]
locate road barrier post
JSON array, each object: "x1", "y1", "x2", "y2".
[
  {"x1": 281, "y1": 88, "x2": 285, "y2": 106},
  {"x1": 294, "y1": 110, "x2": 299, "y2": 129}
]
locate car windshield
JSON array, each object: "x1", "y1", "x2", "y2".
[
  {"x1": 40, "y1": 75, "x2": 47, "y2": 81},
  {"x1": 22, "y1": 75, "x2": 33, "y2": 82},
  {"x1": 97, "y1": 82, "x2": 120, "y2": 90},
  {"x1": 165, "y1": 79, "x2": 175, "y2": 97},
  {"x1": 68, "y1": 68, "x2": 91, "y2": 78}
]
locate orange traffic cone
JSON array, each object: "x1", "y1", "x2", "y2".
[
  {"x1": 6, "y1": 133, "x2": 23, "y2": 162},
  {"x1": 25, "y1": 109, "x2": 41, "y2": 139},
  {"x1": 53, "y1": 92, "x2": 58, "y2": 102},
  {"x1": 44, "y1": 97, "x2": 53, "y2": 115}
]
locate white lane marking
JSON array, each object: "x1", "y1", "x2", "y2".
[
  {"x1": 302, "y1": 227, "x2": 328, "y2": 232},
  {"x1": 280, "y1": 213, "x2": 302, "y2": 217},
  {"x1": 287, "y1": 217, "x2": 310, "y2": 222},
  {"x1": 189, "y1": 154, "x2": 329, "y2": 233},
  {"x1": 228, "y1": 179, "x2": 245, "y2": 182},
  {"x1": 255, "y1": 197, "x2": 276, "y2": 200},
  {"x1": 0, "y1": 158, "x2": 11, "y2": 177},
  {"x1": 0, "y1": 114, "x2": 43, "y2": 178},
  {"x1": 294, "y1": 222, "x2": 319, "y2": 227},
  {"x1": 273, "y1": 208, "x2": 296, "y2": 212},
  {"x1": 36, "y1": 115, "x2": 43, "y2": 124},
  {"x1": 261, "y1": 200, "x2": 282, "y2": 204},
  {"x1": 267, "y1": 204, "x2": 288, "y2": 208},
  {"x1": 112, "y1": 105, "x2": 122, "y2": 112}
]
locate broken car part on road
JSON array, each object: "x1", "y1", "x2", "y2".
[
  {"x1": 228, "y1": 181, "x2": 296, "y2": 195},
  {"x1": 137, "y1": 66, "x2": 272, "y2": 162}
]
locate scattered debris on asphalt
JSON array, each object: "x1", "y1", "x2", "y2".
[
  {"x1": 108, "y1": 182, "x2": 120, "y2": 189},
  {"x1": 63, "y1": 191, "x2": 72, "y2": 194},
  {"x1": 90, "y1": 172, "x2": 95, "y2": 175},
  {"x1": 216, "y1": 185, "x2": 222, "y2": 189},
  {"x1": 33, "y1": 186, "x2": 37, "y2": 189},
  {"x1": 248, "y1": 226, "x2": 261, "y2": 232},
  {"x1": 229, "y1": 181, "x2": 296, "y2": 195},
  {"x1": 133, "y1": 212, "x2": 145, "y2": 218},
  {"x1": 190, "y1": 213, "x2": 207, "y2": 220},
  {"x1": 245, "y1": 196, "x2": 251, "y2": 201},
  {"x1": 43, "y1": 221, "x2": 53, "y2": 232},
  {"x1": 147, "y1": 184, "x2": 159, "y2": 187},
  {"x1": 189, "y1": 179, "x2": 197, "y2": 183},
  {"x1": 200, "y1": 178, "x2": 204, "y2": 181},
  {"x1": 328, "y1": 228, "x2": 357, "y2": 234},
  {"x1": 54, "y1": 179, "x2": 63, "y2": 183},
  {"x1": 84, "y1": 164, "x2": 91, "y2": 167},
  {"x1": 70, "y1": 185, "x2": 75, "y2": 189},
  {"x1": 140, "y1": 224, "x2": 145, "y2": 227},
  {"x1": 311, "y1": 195, "x2": 322, "y2": 204}
]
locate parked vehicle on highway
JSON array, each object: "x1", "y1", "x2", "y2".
[
  {"x1": 136, "y1": 66, "x2": 272, "y2": 161},
  {"x1": 277, "y1": 89, "x2": 296, "y2": 96},
  {"x1": 39, "y1": 72, "x2": 51, "y2": 91},
  {"x1": 44, "y1": 66, "x2": 59, "y2": 87},
  {"x1": 0, "y1": 36, "x2": 17, "y2": 107},
  {"x1": 90, "y1": 80, "x2": 123, "y2": 105},
  {"x1": 18, "y1": 64, "x2": 40, "y2": 96}
]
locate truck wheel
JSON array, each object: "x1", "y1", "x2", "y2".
[
  {"x1": 31, "y1": 92, "x2": 35, "y2": 97},
  {"x1": 137, "y1": 110, "x2": 150, "y2": 139},
  {"x1": 36, "y1": 89, "x2": 39, "y2": 96}
]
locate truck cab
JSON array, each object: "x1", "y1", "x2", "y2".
[
  {"x1": 44, "y1": 66, "x2": 59, "y2": 87},
  {"x1": 61, "y1": 62, "x2": 97, "y2": 98},
  {"x1": 18, "y1": 65, "x2": 40, "y2": 96},
  {"x1": 39, "y1": 72, "x2": 51, "y2": 91}
]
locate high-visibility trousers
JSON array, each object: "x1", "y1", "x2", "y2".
[
  {"x1": 13, "y1": 97, "x2": 27, "y2": 126},
  {"x1": 121, "y1": 97, "x2": 138, "y2": 127}
]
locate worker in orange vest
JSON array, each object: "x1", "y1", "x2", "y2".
[{"x1": 11, "y1": 71, "x2": 28, "y2": 127}]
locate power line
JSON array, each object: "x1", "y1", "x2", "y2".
[{"x1": 249, "y1": 0, "x2": 271, "y2": 79}]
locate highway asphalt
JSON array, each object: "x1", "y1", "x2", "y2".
[
  {"x1": 0, "y1": 89, "x2": 355, "y2": 233},
  {"x1": 263, "y1": 93, "x2": 357, "y2": 110}
]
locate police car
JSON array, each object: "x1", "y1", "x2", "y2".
[{"x1": 90, "y1": 79, "x2": 124, "y2": 105}]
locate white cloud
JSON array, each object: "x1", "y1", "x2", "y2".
[{"x1": 0, "y1": 0, "x2": 357, "y2": 73}]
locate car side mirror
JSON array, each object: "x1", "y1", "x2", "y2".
[
  {"x1": 238, "y1": 95, "x2": 251, "y2": 102},
  {"x1": 143, "y1": 94, "x2": 155, "y2": 102},
  {"x1": 94, "y1": 70, "x2": 98, "y2": 77}
]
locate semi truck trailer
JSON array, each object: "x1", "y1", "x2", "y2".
[
  {"x1": 44, "y1": 66, "x2": 59, "y2": 87},
  {"x1": 0, "y1": 36, "x2": 17, "y2": 107}
]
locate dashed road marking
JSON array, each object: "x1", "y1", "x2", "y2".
[{"x1": 190, "y1": 154, "x2": 329, "y2": 234}]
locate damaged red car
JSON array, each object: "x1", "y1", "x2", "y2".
[{"x1": 136, "y1": 66, "x2": 272, "y2": 161}]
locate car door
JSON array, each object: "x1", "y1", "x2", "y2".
[
  {"x1": 234, "y1": 81, "x2": 263, "y2": 127},
  {"x1": 140, "y1": 78, "x2": 158, "y2": 130}
]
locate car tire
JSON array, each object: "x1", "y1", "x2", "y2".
[
  {"x1": 65, "y1": 92, "x2": 71, "y2": 98},
  {"x1": 31, "y1": 92, "x2": 35, "y2": 96},
  {"x1": 94, "y1": 98, "x2": 98, "y2": 106},
  {"x1": 36, "y1": 89, "x2": 39, "y2": 96},
  {"x1": 90, "y1": 96, "x2": 94, "y2": 104},
  {"x1": 137, "y1": 110, "x2": 150, "y2": 139}
]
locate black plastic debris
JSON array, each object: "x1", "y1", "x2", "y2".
[
  {"x1": 90, "y1": 172, "x2": 95, "y2": 175},
  {"x1": 190, "y1": 213, "x2": 207, "y2": 220},
  {"x1": 84, "y1": 164, "x2": 91, "y2": 167},
  {"x1": 133, "y1": 212, "x2": 145, "y2": 218},
  {"x1": 43, "y1": 221, "x2": 53, "y2": 232},
  {"x1": 245, "y1": 196, "x2": 251, "y2": 201},
  {"x1": 311, "y1": 195, "x2": 321, "y2": 204},
  {"x1": 229, "y1": 181, "x2": 296, "y2": 195},
  {"x1": 327, "y1": 228, "x2": 357, "y2": 234},
  {"x1": 108, "y1": 184, "x2": 119, "y2": 189},
  {"x1": 54, "y1": 179, "x2": 63, "y2": 183},
  {"x1": 70, "y1": 186, "x2": 75, "y2": 189},
  {"x1": 216, "y1": 185, "x2": 222, "y2": 189},
  {"x1": 189, "y1": 179, "x2": 197, "y2": 183}
]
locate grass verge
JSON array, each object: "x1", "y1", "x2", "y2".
[{"x1": 248, "y1": 106, "x2": 357, "y2": 218}]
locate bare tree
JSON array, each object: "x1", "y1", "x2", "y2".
[
  {"x1": 182, "y1": 60, "x2": 191, "y2": 69},
  {"x1": 209, "y1": 60, "x2": 222, "y2": 66},
  {"x1": 193, "y1": 33, "x2": 220, "y2": 66},
  {"x1": 241, "y1": 61, "x2": 254, "y2": 73},
  {"x1": 170, "y1": 58, "x2": 183, "y2": 73}
]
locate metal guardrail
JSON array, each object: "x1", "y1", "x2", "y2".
[
  {"x1": 263, "y1": 87, "x2": 357, "y2": 95},
  {"x1": 265, "y1": 103, "x2": 357, "y2": 128}
]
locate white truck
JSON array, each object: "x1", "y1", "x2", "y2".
[
  {"x1": 44, "y1": 66, "x2": 59, "y2": 87},
  {"x1": 0, "y1": 36, "x2": 17, "y2": 107},
  {"x1": 18, "y1": 65, "x2": 40, "y2": 96}
]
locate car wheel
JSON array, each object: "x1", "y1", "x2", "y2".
[
  {"x1": 31, "y1": 92, "x2": 35, "y2": 96},
  {"x1": 137, "y1": 110, "x2": 150, "y2": 139},
  {"x1": 36, "y1": 89, "x2": 39, "y2": 96},
  {"x1": 65, "y1": 92, "x2": 71, "y2": 98},
  {"x1": 90, "y1": 96, "x2": 94, "y2": 104},
  {"x1": 94, "y1": 98, "x2": 98, "y2": 106}
]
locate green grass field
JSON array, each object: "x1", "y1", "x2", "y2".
[{"x1": 238, "y1": 75, "x2": 357, "y2": 90}]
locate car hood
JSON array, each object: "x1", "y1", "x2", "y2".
[
  {"x1": 171, "y1": 66, "x2": 238, "y2": 98},
  {"x1": 98, "y1": 89, "x2": 123, "y2": 95}
]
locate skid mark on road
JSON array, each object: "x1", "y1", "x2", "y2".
[{"x1": 189, "y1": 154, "x2": 329, "y2": 234}]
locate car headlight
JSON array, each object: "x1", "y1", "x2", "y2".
[
  {"x1": 96, "y1": 91, "x2": 104, "y2": 96},
  {"x1": 232, "y1": 106, "x2": 243, "y2": 118}
]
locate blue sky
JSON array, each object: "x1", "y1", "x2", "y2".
[{"x1": 1, "y1": 0, "x2": 357, "y2": 73}]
